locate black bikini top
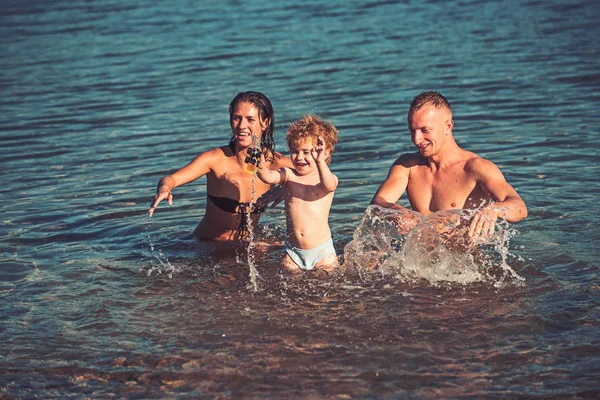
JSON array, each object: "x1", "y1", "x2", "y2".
[{"x1": 207, "y1": 194, "x2": 265, "y2": 215}]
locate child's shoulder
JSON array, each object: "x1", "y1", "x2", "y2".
[{"x1": 281, "y1": 167, "x2": 299, "y2": 182}]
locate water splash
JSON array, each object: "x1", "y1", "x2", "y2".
[
  {"x1": 245, "y1": 211, "x2": 259, "y2": 291},
  {"x1": 343, "y1": 205, "x2": 524, "y2": 287},
  {"x1": 245, "y1": 135, "x2": 260, "y2": 292},
  {"x1": 343, "y1": 205, "x2": 421, "y2": 280},
  {"x1": 143, "y1": 215, "x2": 176, "y2": 278}
]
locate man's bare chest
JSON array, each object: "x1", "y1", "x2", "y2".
[{"x1": 407, "y1": 167, "x2": 477, "y2": 213}]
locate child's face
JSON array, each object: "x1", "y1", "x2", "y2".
[{"x1": 289, "y1": 138, "x2": 316, "y2": 175}]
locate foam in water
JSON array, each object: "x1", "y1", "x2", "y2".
[{"x1": 343, "y1": 205, "x2": 524, "y2": 287}]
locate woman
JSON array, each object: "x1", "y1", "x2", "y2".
[{"x1": 148, "y1": 91, "x2": 291, "y2": 241}]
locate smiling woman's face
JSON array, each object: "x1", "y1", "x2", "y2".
[{"x1": 230, "y1": 102, "x2": 269, "y2": 148}]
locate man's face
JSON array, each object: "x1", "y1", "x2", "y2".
[
  {"x1": 230, "y1": 102, "x2": 269, "y2": 148},
  {"x1": 408, "y1": 105, "x2": 453, "y2": 157}
]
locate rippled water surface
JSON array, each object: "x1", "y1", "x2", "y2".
[{"x1": 1, "y1": 0, "x2": 599, "y2": 398}]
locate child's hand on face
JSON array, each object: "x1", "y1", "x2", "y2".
[{"x1": 311, "y1": 136, "x2": 329, "y2": 163}]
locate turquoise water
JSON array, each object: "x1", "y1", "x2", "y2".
[{"x1": 1, "y1": 0, "x2": 599, "y2": 397}]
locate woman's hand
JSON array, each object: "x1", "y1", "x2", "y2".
[{"x1": 148, "y1": 186, "x2": 173, "y2": 217}]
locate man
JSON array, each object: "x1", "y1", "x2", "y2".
[{"x1": 371, "y1": 91, "x2": 527, "y2": 238}]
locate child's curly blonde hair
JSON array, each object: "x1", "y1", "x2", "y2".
[{"x1": 286, "y1": 115, "x2": 339, "y2": 164}]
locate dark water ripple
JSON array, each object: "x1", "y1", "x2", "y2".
[{"x1": 1, "y1": 0, "x2": 599, "y2": 397}]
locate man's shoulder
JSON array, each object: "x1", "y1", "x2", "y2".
[
  {"x1": 463, "y1": 151, "x2": 493, "y2": 169},
  {"x1": 463, "y1": 152, "x2": 501, "y2": 178},
  {"x1": 393, "y1": 152, "x2": 426, "y2": 168}
]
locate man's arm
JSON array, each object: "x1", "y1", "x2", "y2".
[
  {"x1": 467, "y1": 157, "x2": 528, "y2": 237},
  {"x1": 370, "y1": 156, "x2": 423, "y2": 233},
  {"x1": 370, "y1": 157, "x2": 411, "y2": 211}
]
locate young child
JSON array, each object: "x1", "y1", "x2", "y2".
[{"x1": 257, "y1": 115, "x2": 339, "y2": 272}]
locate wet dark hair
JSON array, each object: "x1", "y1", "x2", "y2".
[
  {"x1": 409, "y1": 91, "x2": 452, "y2": 116},
  {"x1": 228, "y1": 91, "x2": 276, "y2": 160}
]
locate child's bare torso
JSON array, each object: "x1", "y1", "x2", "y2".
[{"x1": 283, "y1": 169, "x2": 335, "y2": 249}]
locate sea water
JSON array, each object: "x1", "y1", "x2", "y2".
[{"x1": 1, "y1": 0, "x2": 599, "y2": 397}]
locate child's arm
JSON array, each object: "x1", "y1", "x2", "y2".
[
  {"x1": 257, "y1": 153, "x2": 286, "y2": 185},
  {"x1": 312, "y1": 136, "x2": 338, "y2": 192}
]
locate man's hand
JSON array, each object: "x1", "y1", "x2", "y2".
[
  {"x1": 387, "y1": 210, "x2": 422, "y2": 235},
  {"x1": 468, "y1": 206, "x2": 498, "y2": 238},
  {"x1": 148, "y1": 187, "x2": 173, "y2": 217},
  {"x1": 370, "y1": 205, "x2": 422, "y2": 235}
]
